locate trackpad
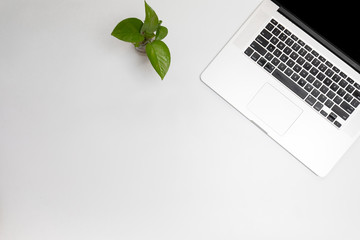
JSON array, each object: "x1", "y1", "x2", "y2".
[{"x1": 248, "y1": 83, "x2": 303, "y2": 135}]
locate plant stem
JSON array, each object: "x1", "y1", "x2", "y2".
[{"x1": 134, "y1": 37, "x2": 154, "y2": 54}]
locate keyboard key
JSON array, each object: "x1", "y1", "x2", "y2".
[
  {"x1": 296, "y1": 57, "x2": 305, "y2": 65},
  {"x1": 291, "y1": 43, "x2": 300, "y2": 51},
  {"x1": 332, "y1": 74, "x2": 341, "y2": 82},
  {"x1": 313, "y1": 80, "x2": 321, "y2": 88},
  {"x1": 334, "y1": 121, "x2": 342, "y2": 128},
  {"x1": 312, "y1": 58, "x2": 320, "y2": 67},
  {"x1": 314, "y1": 102, "x2": 323, "y2": 111},
  {"x1": 327, "y1": 112, "x2": 337, "y2": 122},
  {"x1": 305, "y1": 53, "x2": 314, "y2": 61},
  {"x1": 285, "y1": 38, "x2": 294, "y2": 46},
  {"x1": 319, "y1": 63, "x2": 327, "y2": 72},
  {"x1": 257, "y1": 57, "x2": 267, "y2": 67},
  {"x1": 305, "y1": 45, "x2": 312, "y2": 51},
  {"x1": 280, "y1": 54, "x2": 289, "y2": 62},
  {"x1": 318, "y1": 94, "x2": 327, "y2": 103},
  {"x1": 330, "y1": 83, "x2": 340, "y2": 92},
  {"x1": 267, "y1": 44, "x2": 275, "y2": 52},
  {"x1": 303, "y1": 62, "x2": 312, "y2": 70},
  {"x1": 311, "y1": 50, "x2": 319, "y2": 57},
  {"x1": 316, "y1": 73, "x2": 325, "y2": 81},
  {"x1": 291, "y1": 73, "x2": 300, "y2": 82},
  {"x1": 344, "y1": 93, "x2": 353, "y2": 102},
  {"x1": 265, "y1": 52, "x2": 274, "y2": 61},
  {"x1": 320, "y1": 110, "x2": 328, "y2": 117},
  {"x1": 297, "y1": 78, "x2": 306, "y2": 86},
  {"x1": 261, "y1": 29, "x2": 272, "y2": 40},
  {"x1": 325, "y1": 69, "x2": 334, "y2": 77},
  {"x1": 264, "y1": 62, "x2": 275, "y2": 73},
  {"x1": 340, "y1": 101, "x2": 355, "y2": 114},
  {"x1": 311, "y1": 89, "x2": 320, "y2": 97},
  {"x1": 270, "y1": 36, "x2": 279, "y2": 45},
  {"x1": 298, "y1": 40, "x2": 305, "y2": 46},
  {"x1": 306, "y1": 95, "x2": 317, "y2": 106},
  {"x1": 320, "y1": 85, "x2": 329, "y2": 94},
  {"x1": 300, "y1": 69, "x2": 308, "y2": 78},
  {"x1": 323, "y1": 78, "x2": 332, "y2": 86},
  {"x1": 326, "y1": 90, "x2": 336, "y2": 99},
  {"x1": 351, "y1": 99, "x2": 360, "y2": 108},
  {"x1": 346, "y1": 77, "x2": 354, "y2": 84},
  {"x1": 299, "y1": 48, "x2": 307, "y2": 56},
  {"x1": 256, "y1": 35, "x2": 269, "y2": 47},
  {"x1": 271, "y1": 19, "x2": 278, "y2": 25},
  {"x1": 293, "y1": 64, "x2": 301, "y2": 73},
  {"x1": 339, "y1": 79, "x2": 348, "y2": 88},
  {"x1": 273, "y1": 49, "x2": 282, "y2": 57},
  {"x1": 286, "y1": 59, "x2": 295, "y2": 68},
  {"x1": 345, "y1": 85, "x2": 355, "y2": 93},
  {"x1": 245, "y1": 47, "x2": 254, "y2": 56},
  {"x1": 279, "y1": 33, "x2": 287, "y2": 41},
  {"x1": 278, "y1": 63, "x2": 287, "y2": 71},
  {"x1": 306, "y1": 75, "x2": 315, "y2": 83},
  {"x1": 251, "y1": 41, "x2": 266, "y2": 55},
  {"x1": 272, "y1": 69, "x2": 308, "y2": 99},
  {"x1": 325, "y1": 61, "x2": 333, "y2": 68},
  {"x1": 290, "y1": 52, "x2": 299, "y2": 60},
  {"x1": 271, "y1": 58, "x2": 280, "y2": 66},
  {"x1": 272, "y1": 28, "x2": 281, "y2": 36},
  {"x1": 332, "y1": 66, "x2": 340, "y2": 73},
  {"x1": 354, "y1": 83, "x2": 360, "y2": 90},
  {"x1": 251, "y1": 52, "x2": 260, "y2": 61},
  {"x1": 332, "y1": 105, "x2": 349, "y2": 120},
  {"x1": 334, "y1": 96, "x2": 342, "y2": 104},
  {"x1": 266, "y1": 23, "x2": 275, "y2": 31},
  {"x1": 310, "y1": 67, "x2": 319, "y2": 76},
  {"x1": 325, "y1": 99, "x2": 334, "y2": 108},
  {"x1": 353, "y1": 90, "x2": 360, "y2": 100},
  {"x1": 291, "y1": 34, "x2": 298, "y2": 41},
  {"x1": 319, "y1": 56, "x2": 326, "y2": 62},
  {"x1": 284, "y1": 68, "x2": 293, "y2": 76},
  {"x1": 304, "y1": 83, "x2": 313, "y2": 92},
  {"x1": 283, "y1": 47, "x2": 292, "y2": 55}
]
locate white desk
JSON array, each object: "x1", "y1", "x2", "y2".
[{"x1": 1, "y1": 0, "x2": 360, "y2": 239}]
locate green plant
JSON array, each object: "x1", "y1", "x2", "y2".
[{"x1": 111, "y1": 1, "x2": 171, "y2": 80}]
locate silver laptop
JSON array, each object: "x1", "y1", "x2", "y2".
[{"x1": 201, "y1": 0, "x2": 360, "y2": 177}]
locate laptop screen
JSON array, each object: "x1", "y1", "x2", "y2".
[{"x1": 274, "y1": 0, "x2": 360, "y2": 73}]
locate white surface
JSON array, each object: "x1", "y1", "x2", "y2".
[{"x1": 1, "y1": 0, "x2": 360, "y2": 239}]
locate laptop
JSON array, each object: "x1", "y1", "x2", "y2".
[{"x1": 201, "y1": 0, "x2": 360, "y2": 177}]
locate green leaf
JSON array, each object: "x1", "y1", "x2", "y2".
[
  {"x1": 155, "y1": 26, "x2": 168, "y2": 41},
  {"x1": 111, "y1": 18, "x2": 144, "y2": 43},
  {"x1": 144, "y1": 32, "x2": 155, "y2": 40},
  {"x1": 146, "y1": 40, "x2": 171, "y2": 79},
  {"x1": 141, "y1": 1, "x2": 159, "y2": 34}
]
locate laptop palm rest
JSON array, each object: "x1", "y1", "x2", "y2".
[{"x1": 247, "y1": 83, "x2": 303, "y2": 135}]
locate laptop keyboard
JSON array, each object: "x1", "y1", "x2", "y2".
[{"x1": 244, "y1": 19, "x2": 360, "y2": 128}]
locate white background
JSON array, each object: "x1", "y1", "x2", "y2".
[{"x1": 1, "y1": 0, "x2": 360, "y2": 239}]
